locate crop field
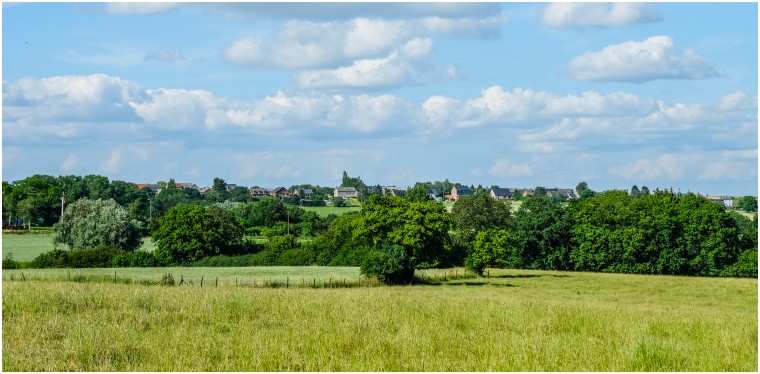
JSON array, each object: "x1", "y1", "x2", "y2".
[{"x1": 3, "y1": 268, "x2": 756, "y2": 371}]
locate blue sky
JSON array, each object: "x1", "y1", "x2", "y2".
[{"x1": 2, "y1": 2, "x2": 758, "y2": 195}]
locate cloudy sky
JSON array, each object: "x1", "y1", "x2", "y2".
[{"x1": 3, "y1": 2, "x2": 757, "y2": 195}]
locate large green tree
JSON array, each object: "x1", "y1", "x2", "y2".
[
  {"x1": 736, "y1": 196, "x2": 758, "y2": 212},
  {"x1": 53, "y1": 199, "x2": 143, "y2": 251},
  {"x1": 354, "y1": 195, "x2": 452, "y2": 282},
  {"x1": 152, "y1": 204, "x2": 243, "y2": 265}
]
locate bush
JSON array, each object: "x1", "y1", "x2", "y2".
[
  {"x1": 360, "y1": 244, "x2": 414, "y2": 285},
  {"x1": 721, "y1": 250, "x2": 758, "y2": 278},
  {"x1": 2, "y1": 253, "x2": 19, "y2": 269},
  {"x1": 28, "y1": 249, "x2": 71, "y2": 268}
]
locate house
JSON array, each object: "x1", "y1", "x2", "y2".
[
  {"x1": 490, "y1": 187, "x2": 512, "y2": 200},
  {"x1": 334, "y1": 187, "x2": 358, "y2": 198},
  {"x1": 226, "y1": 184, "x2": 238, "y2": 191},
  {"x1": 295, "y1": 188, "x2": 314, "y2": 200},
  {"x1": 514, "y1": 188, "x2": 534, "y2": 198},
  {"x1": 136, "y1": 184, "x2": 160, "y2": 194},
  {"x1": 550, "y1": 188, "x2": 578, "y2": 201},
  {"x1": 451, "y1": 185, "x2": 471, "y2": 201},
  {"x1": 249, "y1": 187, "x2": 269, "y2": 199},
  {"x1": 176, "y1": 182, "x2": 199, "y2": 190},
  {"x1": 270, "y1": 187, "x2": 291, "y2": 199},
  {"x1": 199, "y1": 187, "x2": 213, "y2": 195},
  {"x1": 428, "y1": 189, "x2": 442, "y2": 202},
  {"x1": 707, "y1": 196, "x2": 734, "y2": 208},
  {"x1": 383, "y1": 186, "x2": 406, "y2": 197}
]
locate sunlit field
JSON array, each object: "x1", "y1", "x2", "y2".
[{"x1": 3, "y1": 268, "x2": 756, "y2": 371}]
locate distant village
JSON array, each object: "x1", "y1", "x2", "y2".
[{"x1": 134, "y1": 181, "x2": 739, "y2": 208}]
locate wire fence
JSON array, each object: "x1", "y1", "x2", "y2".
[{"x1": 3, "y1": 268, "x2": 482, "y2": 289}]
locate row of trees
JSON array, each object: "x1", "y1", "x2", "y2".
[{"x1": 10, "y1": 173, "x2": 757, "y2": 283}]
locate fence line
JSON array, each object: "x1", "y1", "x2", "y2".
[{"x1": 2, "y1": 268, "x2": 478, "y2": 288}]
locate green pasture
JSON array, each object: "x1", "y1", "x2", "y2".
[
  {"x1": 2, "y1": 233, "x2": 157, "y2": 261},
  {"x1": 3, "y1": 268, "x2": 756, "y2": 371},
  {"x1": 301, "y1": 206, "x2": 361, "y2": 217}
]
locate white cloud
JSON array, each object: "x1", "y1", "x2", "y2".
[
  {"x1": 698, "y1": 162, "x2": 757, "y2": 181},
  {"x1": 542, "y1": 3, "x2": 660, "y2": 28},
  {"x1": 3, "y1": 73, "x2": 142, "y2": 121},
  {"x1": 60, "y1": 154, "x2": 79, "y2": 172},
  {"x1": 543, "y1": 91, "x2": 655, "y2": 116},
  {"x1": 101, "y1": 148, "x2": 123, "y2": 173},
  {"x1": 609, "y1": 153, "x2": 702, "y2": 180},
  {"x1": 223, "y1": 19, "x2": 413, "y2": 69},
  {"x1": 566, "y1": 36, "x2": 718, "y2": 82},
  {"x1": 488, "y1": 158, "x2": 534, "y2": 177},
  {"x1": 130, "y1": 88, "x2": 223, "y2": 130},
  {"x1": 105, "y1": 3, "x2": 178, "y2": 14},
  {"x1": 422, "y1": 13, "x2": 508, "y2": 38},
  {"x1": 717, "y1": 91, "x2": 758, "y2": 111},
  {"x1": 296, "y1": 38, "x2": 435, "y2": 89},
  {"x1": 144, "y1": 48, "x2": 186, "y2": 62}
]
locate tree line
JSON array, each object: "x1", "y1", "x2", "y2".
[{"x1": 4, "y1": 174, "x2": 757, "y2": 283}]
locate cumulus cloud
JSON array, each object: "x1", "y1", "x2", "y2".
[
  {"x1": 542, "y1": 2, "x2": 660, "y2": 28},
  {"x1": 105, "y1": 2, "x2": 178, "y2": 14},
  {"x1": 144, "y1": 48, "x2": 186, "y2": 62},
  {"x1": 488, "y1": 158, "x2": 534, "y2": 177},
  {"x1": 566, "y1": 36, "x2": 718, "y2": 82},
  {"x1": 698, "y1": 162, "x2": 756, "y2": 181},
  {"x1": 3, "y1": 73, "x2": 142, "y2": 121},
  {"x1": 223, "y1": 19, "x2": 413, "y2": 69},
  {"x1": 609, "y1": 153, "x2": 702, "y2": 180},
  {"x1": 296, "y1": 38, "x2": 435, "y2": 89},
  {"x1": 717, "y1": 91, "x2": 758, "y2": 111},
  {"x1": 129, "y1": 89, "x2": 223, "y2": 130}
]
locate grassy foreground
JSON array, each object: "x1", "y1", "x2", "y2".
[{"x1": 2, "y1": 268, "x2": 756, "y2": 371}]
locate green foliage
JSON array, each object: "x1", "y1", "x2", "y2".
[
  {"x1": 736, "y1": 196, "x2": 758, "y2": 212},
  {"x1": 21, "y1": 247, "x2": 163, "y2": 269},
  {"x1": 53, "y1": 199, "x2": 143, "y2": 252},
  {"x1": 331, "y1": 196, "x2": 348, "y2": 207},
  {"x1": 466, "y1": 229, "x2": 511, "y2": 275},
  {"x1": 355, "y1": 195, "x2": 452, "y2": 269},
  {"x1": 360, "y1": 244, "x2": 414, "y2": 284},
  {"x1": 720, "y1": 250, "x2": 758, "y2": 278},
  {"x1": 3, "y1": 253, "x2": 19, "y2": 269},
  {"x1": 405, "y1": 183, "x2": 432, "y2": 202},
  {"x1": 152, "y1": 204, "x2": 243, "y2": 265},
  {"x1": 511, "y1": 197, "x2": 571, "y2": 269}
]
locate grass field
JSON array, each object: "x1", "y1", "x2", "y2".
[
  {"x1": 301, "y1": 206, "x2": 361, "y2": 217},
  {"x1": 2, "y1": 268, "x2": 756, "y2": 371},
  {"x1": 2, "y1": 233, "x2": 157, "y2": 261}
]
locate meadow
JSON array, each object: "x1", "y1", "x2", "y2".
[
  {"x1": 301, "y1": 205, "x2": 361, "y2": 217},
  {"x1": 2, "y1": 233, "x2": 156, "y2": 261},
  {"x1": 2, "y1": 267, "x2": 756, "y2": 371}
]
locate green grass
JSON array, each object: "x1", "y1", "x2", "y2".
[
  {"x1": 3, "y1": 266, "x2": 364, "y2": 286},
  {"x1": 2, "y1": 268, "x2": 756, "y2": 371},
  {"x1": 301, "y1": 206, "x2": 361, "y2": 217},
  {"x1": 2, "y1": 233, "x2": 157, "y2": 261}
]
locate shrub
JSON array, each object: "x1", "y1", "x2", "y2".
[
  {"x1": 2, "y1": 253, "x2": 19, "y2": 269},
  {"x1": 721, "y1": 250, "x2": 758, "y2": 278},
  {"x1": 360, "y1": 244, "x2": 414, "y2": 285}
]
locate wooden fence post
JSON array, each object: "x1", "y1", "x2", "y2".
[
  {"x1": 216, "y1": 277, "x2": 218, "y2": 287},
  {"x1": 236, "y1": 277, "x2": 238, "y2": 287},
  {"x1": 313, "y1": 278, "x2": 316, "y2": 288},
  {"x1": 286, "y1": 277, "x2": 289, "y2": 289},
  {"x1": 21, "y1": 272, "x2": 25, "y2": 281},
  {"x1": 114, "y1": 271, "x2": 116, "y2": 283}
]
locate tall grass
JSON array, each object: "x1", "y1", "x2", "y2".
[{"x1": 3, "y1": 268, "x2": 756, "y2": 371}]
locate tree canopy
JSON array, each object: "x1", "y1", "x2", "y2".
[{"x1": 53, "y1": 198, "x2": 143, "y2": 252}]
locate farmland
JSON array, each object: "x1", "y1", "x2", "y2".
[
  {"x1": 3, "y1": 267, "x2": 756, "y2": 371},
  {"x1": 2, "y1": 233, "x2": 157, "y2": 261}
]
